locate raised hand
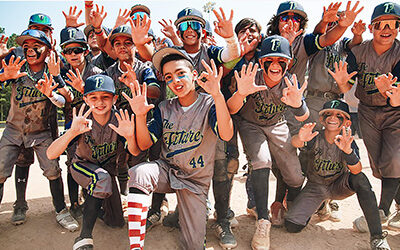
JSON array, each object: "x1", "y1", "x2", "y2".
[
  {"x1": 122, "y1": 80, "x2": 154, "y2": 116},
  {"x1": 118, "y1": 61, "x2": 137, "y2": 87},
  {"x1": 70, "y1": 103, "x2": 93, "y2": 135},
  {"x1": 327, "y1": 61, "x2": 357, "y2": 87},
  {"x1": 109, "y1": 109, "x2": 135, "y2": 139},
  {"x1": 114, "y1": 8, "x2": 131, "y2": 29},
  {"x1": 48, "y1": 51, "x2": 60, "y2": 76},
  {"x1": 154, "y1": 37, "x2": 168, "y2": 51},
  {"x1": 129, "y1": 14, "x2": 152, "y2": 46},
  {"x1": 338, "y1": 1, "x2": 363, "y2": 28},
  {"x1": 65, "y1": 68, "x2": 84, "y2": 93},
  {"x1": 197, "y1": 59, "x2": 223, "y2": 97},
  {"x1": 386, "y1": 85, "x2": 400, "y2": 107},
  {"x1": 322, "y1": 2, "x2": 341, "y2": 23},
  {"x1": 1, "y1": 56, "x2": 27, "y2": 80},
  {"x1": 298, "y1": 123, "x2": 319, "y2": 142},
  {"x1": 63, "y1": 6, "x2": 85, "y2": 28},
  {"x1": 238, "y1": 30, "x2": 258, "y2": 56},
  {"x1": 212, "y1": 8, "x2": 234, "y2": 38},
  {"x1": 334, "y1": 126, "x2": 354, "y2": 154},
  {"x1": 234, "y1": 63, "x2": 267, "y2": 97},
  {"x1": 159, "y1": 19, "x2": 176, "y2": 39},
  {"x1": 280, "y1": 19, "x2": 303, "y2": 45},
  {"x1": 36, "y1": 74, "x2": 58, "y2": 97},
  {"x1": 0, "y1": 35, "x2": 15, "y2": 59},
  {"x1": 89, "y1": 4, "x2": 107, "y2": 29},
  {"x1": 375, "y1": 73, "x2": 397, "y2": 98},
  {"x1": 281, "y1": 74, "x2": 307, "y2": 108},
  {"x1": 351, "y1": 19, "x2": 366, "y2": 36}
]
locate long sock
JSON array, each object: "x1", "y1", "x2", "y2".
[
  {"x1": 213, "y1": 180, "x2": 230, "y2": 223},
  {"x1": 15, "y1": 166, "x2": 29, "y2": 205},
  {"x1": 251, "y1": 168, "x2": 270, "y2": 220},
  {"x1": 378, "y1": 177, "x2": 400, "y2": 216},
  {"x1": 128, "y1": 188, "x2": 151, "y2": 250},
  {"x1": 151, "y1": 193, "x2": 165, "y2": 213},
  {"x1": 67, "y1": 172, "x2": 79, "y2": 205},
  {"x1": 349, "y1": 173, "x2": 382, "y2": 237},
  {"x1": 80, "y1": 195, "x2": 102, "y2": 238},
  {"x1": 394, "y1": 183, "x2": 400, "y2": 205},
  {"x1": 0, "y1": 183, "x2": 4, "y2": 204},
  {"x1": 245, "y1": 173, "x2": 256, "y2": 209},
  {"x1": 286, "y1": 186, "x2": 301, "y2": 203},
  {"x1": 272, "y1": 168, "x2": 287, "y2": 203},
  {"x1": 49, "y1": 177, "x2": 66, "y2": 213}
]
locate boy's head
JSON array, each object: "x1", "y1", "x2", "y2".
[
  {"x1": 202, "y1": 20, "x2": 214, "y2": 45},
  {"x1": 28, "y1": 13, "x2": 53, "y2": 38},
  {"x1": 83, "y1": 74, "x2": 117, "y2": 116},
  {"x1": 369, "y1": 2, "x2": 400, "y2": 46},
  {"x1": 266, "y1": 1, "x2": 308, "y2": 36},
  {"x1": 110, "y1": 25, "x2": 135, "y2": 62},
  {"x1": 235, "y1": 18, "x2": 262, "y2": 53},
  {"x1": 319, "y1": 100, "x2": 351, "y2": 131},
  {"x1": 130, "y1": 4, "x2": 151, "y2": 20},
  {"x1": 259, "y1": 35, "x2": 292, "y2": 83},
  {"x1": 16, "y1": 29, "x2": 51, "y2": 65},
  {"x1": 60, "y1": 27, "x2": 89, "y2": 68},
  {"x1": 174, "y1": 8, "x2": 206, "y2": 45},
  {"x1": 152, "y1": 47, "x2": 196, "y2": 98}
]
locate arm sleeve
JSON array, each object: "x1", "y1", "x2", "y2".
[
  {"x1": 346, "y1": 50, "x2": 358, "y2": 85},
  {"x1": 303, "y1": 33, "x2": 324, "y2": 56},
  {"x1": 147, "y1": 106, "x2": 163, "y2": 144},
  {"x1": 207, "y1": 45, "x2": 224, "y2": 65},
  {"x1": 207, "y1": 104, "x2": 221, "y2": 138},
  {"x1": 53, "y1": 74, "x2": 66, "y2": 88},
  {"x1": 392, "y1": 60, "x2": 400, "y2": 86},
  {"x1": 142, "y1": 67, "x2": 160, "y2": 89}
]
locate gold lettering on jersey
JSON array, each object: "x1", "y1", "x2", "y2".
[
  {"x1": 16, "y1": 85, "x2": 46, "y2": 101},
  {"x1": 91, "y1": 142, "x2": 117, "y2": 159},
  {"x1": 360, "y1": 72, "x2": 380, "y2": 87},
  {"x1": 164, "y1": 130, "x2": 203, "y2": 149},
  {"x1": 314, "y1": 158, "x2": 344, "y2": 175},
  {"x1": 253, "y1": 93, "x2": 286, "y2": 120},
  {"x1": 325, "y1": 52, "x2": 341, "y2": 71}
]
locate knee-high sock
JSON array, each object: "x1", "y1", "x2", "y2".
[
  {"x1": 251, "y1": 168, "x2": 270, "y2": 220},
  {"x1": 15, "y1": 166, "x2": 30, "y2": 204},
  {"x1": 67, "y1": 172, "x2": 79, "y2": 205},
  {"x1": 80, "y1": 195, "x2": 102, "y2": 238},
  {"x1": 151, "y1": 193, "x2": 165, "y2": 213},
  {"x1": 379, "y1": 178, "x2": 400, "y2": 216},
  {"x1": 49, "y1": 176, "x2": 66, "y2": 213},
  {"x1": 128, "y1": 188, "x2": 151, "y2": 250},
  {"x1": 394, "y1": 182, "x2": 400, "y2": 205}
]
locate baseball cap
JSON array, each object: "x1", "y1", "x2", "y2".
[
  {"x1": 152, "y1": 47, "x2": 194, "y2": 73},
  {"x1": 130, "y1": 4, "x2": 151, "y2": 17},
  {"x1": 259, "y1": 35, "x2": 292, "y2": 60},
  {"x1": 16, "y1": 29, "x2": 51, "y2": 48},
  {"x1": 319, "y1": 100, "x2": 350, "y2": 119},
  {"x1": 205, "y1": 20, "x2": 213, "y2": 35},
  {"x1": 28, "y1": 13, "x2": 53, "y2": 30},
  {"x1": 371, "y1": 2, "x2": 400, "y2": 22},
  {"x1": 277, "y1": 1, "x2": 307, "y2": 19},
  {"x1": 174, "y1": 8, "x2": 206, "y2": 27},
  {"x1": 60, "y1": 27, "x2": 87, "y2": 48},
  {"x1": 83, "y1": 25, "x2": 95, "y2": 38},
  {"x1": 84, "y1": 74, "x2": 116, "y2": 96},
  {"x1": 109, "y1": 25, "x2": 132, "y2": 44}
]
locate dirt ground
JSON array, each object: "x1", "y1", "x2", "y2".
[{"x1": 1, "y1": 137, "x2": 399, "y2": 250}]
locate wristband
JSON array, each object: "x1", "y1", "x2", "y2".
[
  {"x1": 344, "y1": 150, "x2": 359, "y2": 166},
  {"x1": 49, "y1": 91, "x2": 66, "y2": 108},
  {"x1": 94, "y1": 28, "x2": 103, "y2": 36},
  {"x1": 291, "y1": 100, "x2": 308, "y2": 117},
  {"x1": 85, "y1": 3, "x2": 93, "y2": 8}
]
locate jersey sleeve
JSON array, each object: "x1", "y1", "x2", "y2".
[
  {"x1": 147, "y1": 106, "x2": 163, "y2": 144},
  {"x1": 207, "y1": 104, "x2": 220, "y2": 138},
  {"x1": 207, "y1": 45, "x2": 224, "y2": 65},
  {"x1": 141, "y1": 67, "x2": 160, "y2": 89},
  {"x1": 345, "y1": 50, "x2": 358, "y2": 85},
  {"x1": 53, "y1": 74, "x2": 66, "y2": 88},
  {"x1": 392, "y1": 60, "x2": 400, "y2": 86},
  {"x1": 303, "y1": 33, "x2": 324, "y2": 56}
]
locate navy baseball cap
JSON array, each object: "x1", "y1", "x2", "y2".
[
  {"x1": 259, "y1": 35, "x2": 292, "y2": 60},
  {"x1": 319, "y1": 100, "x2": 350, "y2": 119},
  {"x1": 277, "y1": 1, "x2": 307, "y2": 19},
  {"x1": 84, "y1": 74, "x2": 116, "y2": 96},
  {"x1": 28, "y1": 13, "x2": 53, "y2": 30},
  {"x1": 371, "y1": 2, "x2": 400, "y2": 22},
  {"x1": 205, "y1": 20, "x2": 213, "y2": 35},
  {"x1": 152, "y1": 47, "x2": 194, "y2": 73},
  {"x1": 60, "y1": 27, "x2": 87, "y2": 48},
  {"x1": 174, "y1": 8, "x2": 206, "y2": 27},
  {"x1": 16, "y1": 29, "x2": 51, "y2": 48},
  {"x1": 109, "y1": 25, "x2": 132, "y2": 44}
]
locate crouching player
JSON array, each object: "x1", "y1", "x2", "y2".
[
  {"x1": 125, "y1": 47, "x2": 233, "y2": 250},
  {"x1": 285, "y1": 100, "x2": 391, "y2": 250},
  {"x1": 46, "y1": 74, "x2": 140, "y2": 249}
]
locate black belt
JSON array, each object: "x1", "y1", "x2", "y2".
[{"x1": 307, "y1": 90, "x2": 343, "y2": 100}]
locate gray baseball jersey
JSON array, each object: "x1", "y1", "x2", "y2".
[{"x1": 147, "y1": 93, "x2": 220, "y2": 195}]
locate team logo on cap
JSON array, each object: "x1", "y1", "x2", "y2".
[
  {"x1": 185, "y1": 8, "x2": 193, "y2": 15},
  {"x1": 271, "y1": 38, "x2": 281, "y2": 51},
  {"x1": 330, "y1": 100, "x2": 341, "y2": 108},
  {"x1": 38, "y1": 14, "x2": 45, "y2": 21},
  {"x1": 384, "y1": 3, "x2": 394, "y2": 13},
  {"x1": 95, "y1": 77, "x2": 104, "y2": 88},
  {"x1": 289, "y1": 1, "x2": 297, "y2": 10},
  {"x1": 120, "y1": 26, "x2": 128, "y2": 33},
  {"x1": 68, "y1": 29, "x2": 77, "y2": 39}
]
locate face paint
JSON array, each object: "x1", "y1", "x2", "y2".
[
  {"x1": 177, "y1": 75, "x2": 190, "y2": 80},
  {"x1": 323, "y1": 112, "x2": 345, "y2": 127},
  {"x1": 23, "y1": 46, "x2": 45, "y2": 59},
  {"x1": 263, "y1": 60, "x2": 287, "y2": 72}
]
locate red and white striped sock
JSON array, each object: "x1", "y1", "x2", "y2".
[{"x1": 128, "y1": 193, "x2": 150, "y2": 250}]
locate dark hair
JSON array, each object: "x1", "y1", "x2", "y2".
[
  {"x1": 160, "y1": 54, "x2": 194, "y2": 74},
  {"x1": 266, "y1": 14, "x2": 308, "y2": 36},
  {"x1": 235, "y1": 18, "x2": 262, "y2": 35}
]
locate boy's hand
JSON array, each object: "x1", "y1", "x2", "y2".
[
  {"x1": 70, "y1": 104, "x2": 93, "y2": 135},
  {"x1": 197, "y1": 59, "x2": 223, "y2": 97},
  {"x1": 89, "y1": 4, "x2": 107, "y2": 29},
  {"x1": 109, "y1": 109, "x2": 135, "y2": 139},
  {"x1": 118, "y1": 61, "x2": 138, "y2": 87},
  {"x1": 154, "y1": 37, "x2": 168, "y2": 51},
  {"x1": 238, "y1": 30, "x2": 258, "y2": 56},
  {"x1": 281, "y1": 19, "x2": 303, "y2": 45},
  {"x1": 114, "y1": 8, "x2": 131, "y2": 29},
  {"x1": 0, "y1": 35, "x2": 15, "y2": 60},
  {"x1": 1, "y1": 55, "x2": 27, "y2": 80},
  {"x1": 334, "y1": 126, "x2": 354, "y2": 154},
  {"x1": 281, "y1": 74, "x2": 307, "y2": 108},
  {"x1": 129, "y1": 15, "x2": 152, "y2": 46},
  {"x1": 386, "y1": 85, "x2": 400, "y2": 107},
  {"x1": 36, "y1": 74, "x2": 58, "y2": 97},
  {"x1": 213, "y1": 8, "x2": 234, "y2": 39},
  {"x1": 234, "y1": 62, "x2": 267, "y2": 97},
  {"x1": 351, "y1": 20, "x2": 366, "y2": 36},
  {"x1": 375, "y1": 73, "x2": 397, "y2": 98},
  {"x1": 322, "y1": 2, "x2": 341, "y2": 23},
  {"x1": 65, "y1": 68, "x2": 84, "y2": 93},
  {"x1": 159, "y1": 19, "x2": 177, "y2": 40},
  {"x1": 298, "y1": 123, "x2": 319, "y2": 142},
  {"x1": 123, "y1": 80, "x2": 154, "y2": 116},
  {"x1": 327, "y1": 61, "x2": 357, "y2": 86},
  {"x1": 48, "y1": 51, "x2": 60, "y2": 76},
  {"x1": 338, "y1": 1, "x2": 363, "y2": 28},
  {"x1": 63, "y1": 6, "x2": 85, "y2": 28}
]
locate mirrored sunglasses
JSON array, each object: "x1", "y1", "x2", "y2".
[
  {"x1": 372, "y1": 20, "x2": 399, "y2": 30},
  {"x1": 131, "y1": 11, "x2": 147, "y2": 20},
  {"x1": 279, "y1": 14, "x2": 302, "y2": 23},
  {"x1": 178, "y1": 21, "x2": 202, "y2": 32},
  {"x1": 63, "y1": 47, "x2": 86, "y2": 55}
]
